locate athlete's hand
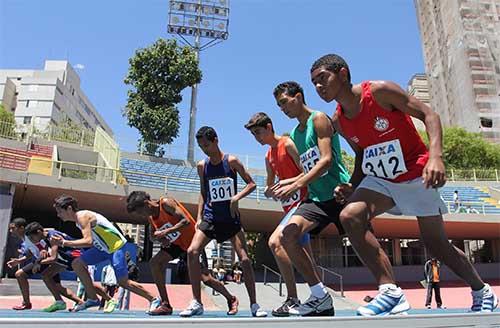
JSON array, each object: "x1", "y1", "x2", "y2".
[
  {"x1": 264, "y1": 186, "x2": 275, "y2": 199},
  {"x1": 50, "y1": 235, "x2": 64, "y2": 247},
  {"x1": 422, "y1": 156, "x2": 446, "y2": 188},
  {"x1": 39, "y1": 250, "x2": 48, "y2": 259},
  {"x1": 7, "y1": 258, "x2": 19, "y2": 268},
  {"x1": 334, "y1": 183, "x2": 353, "y2": 204},
  {"x1": 154, "y1": 230, "x2": 167, "y2": 239},
  {"x1": 160, "y1": 238, "x2": 171, "y2": 248},
  {"x1": 230, "y1": 197, "x2": 240, "y2": 218},
  {"x1": 274, "y1": 182, "x2": 300, "y2": 203}
]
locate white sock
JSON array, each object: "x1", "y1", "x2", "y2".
[
  {"x1": 310, "y1": 282, "x2": 327, "y2": 298},
  {"x1": 473, "y1": 283, "x2": 489, "y2": 294},
  {"x1": 379, "y1": 283, "x2": 401, "y2": 296}
]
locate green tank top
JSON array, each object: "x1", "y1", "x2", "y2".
[{"x1": 290, "y1": 111, "x2": 351, "y2": 202}]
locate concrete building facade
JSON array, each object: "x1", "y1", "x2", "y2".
[
  {"x1": 414, "y1": 0, "x2": 500, "y2": 142},
  {"x1": 407, "y1": 73, "x2": 431, "y2": 131},
  {"x1": 0, "y1": 60, "x2": 112, "y2": 136}
]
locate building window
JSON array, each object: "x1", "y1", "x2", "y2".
[
  {"x1": 26, "y1": 100, "x2": 38, "y2": 108},
  {"x1": 23, "y1": 116, "x2": 32, "y2": 124},
  {"x1": 480, "y1": 117, "x2": 493, "y2": 128}
]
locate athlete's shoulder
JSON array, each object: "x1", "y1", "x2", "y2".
[
  {"x1": 369, "y1": 80, "x2": 402, "y2": 95},
  {"x1": 161, "y1": 197, "x2": 177, "y2": 210},
  {"x1": 227, "y1": 154, "x2": 241, "y2": 165}
]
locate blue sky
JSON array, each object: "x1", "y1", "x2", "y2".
[{"x1": 0, "y1": 0, "x2": 425, "y2": 168}]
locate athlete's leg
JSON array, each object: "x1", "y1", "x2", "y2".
[
  {"x1": 269, "y1": 225, "x2": 298, "y2": 299},
  {"x1": 15, "y1": 266, "x2": 31, "y2": 305},
  {"x1": 72, "y1": 248, "x2": 108, "y2": 301},
  {"x1": 280, "y1": 216, "x2": 319, "y2": 286},
  {"x1": 231, "y1": 230, "x2": 257, "y2": 304},
  {"x1": 186, "y1": 230, "x2": 211, "y2": 303},
  {"x1": 201, "y1": 269, "x2": 233, "y2": 301},
  {"x1": 339, "y1": 188, "x2": 396, "y2": 285},
  {"x1": 150, "y1": 249, "x2": 173, "y2": 304},
  {"x1": 113, "y1": 249, "x2": 154, "y2": 301},
  {"x1": 417, "y1": 215, "x2": 484, "y2": 290}
]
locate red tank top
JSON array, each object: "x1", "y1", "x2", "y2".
[
  {"x1": 336, "y1": 81, "x2": 429, "y2": 183},
  {"x1": 266, "y1": 137, "x2": 307, "y2": 212},
  {"x1": 148, "y1": 198, "x2": 196, "y2": 251}
]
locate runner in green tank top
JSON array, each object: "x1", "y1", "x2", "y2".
[
  {"x1": 290, "y1": 111, "x2": 350, "y2": 202},
  {"x1": 272, "y1": 81, "x2": 350, "y2": 317}
]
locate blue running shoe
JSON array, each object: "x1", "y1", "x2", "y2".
[
  {"x1": 73, "y1": 299, "x2": 100, "y2": 312},
  {"x1": 357, "y1": 287, "x2": 410, "y2": 316},
  {"x1": 471, "y1": 284, "x2": 498, "y2": 312}
]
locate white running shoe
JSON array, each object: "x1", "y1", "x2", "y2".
[
  {"x1": 470, "y1": 284, "x2": 499, "y2": 312},
  {"x1": 296, "y1": 293, "x2": 335, "y2": 316},
  {"x1": 357, "y1": 287, "x2": 410, "y2": 316},
  {"x1": 180, "y1": 300, "x2": 204, "y2": 317},
  {"x1": 251, "y1": 303, "x2": 267, "y2": 317}
]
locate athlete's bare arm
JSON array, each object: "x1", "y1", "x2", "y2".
[
  {"x1": 371, "y1": 81, "x2": 445, "y2": 188},
  {"x1": 228, "y1": 155, "x2": 256, "y2": 201},
  {"x1": 275, "y1": 112, "x2": 333, "y2": 201},
  {"x1": 268, "y1": 138, "x2": 305, "y2": 196},
  {"x1": 196, "y1": 160, "x2": 206, "y2": 224},
  {"x1": 52, "y1": 212, "x2": 94, "y2": 248},
  {"x1": 264, "y1": 157, "x2": 277, "y2": 198},
  {"x1": 153, "y1": 198, "x2": 190, "y2": 238}
]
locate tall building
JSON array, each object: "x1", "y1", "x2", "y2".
[
  {"x1": 414, "y1": 0, "x2": 500, "y2": 142},
  {"x1": 117, "y1": 223, "x2": 146, "y2": 248},
  {"x1": 407, "y1": 73, "x2": 431, "y2": 131},
  {"x1": 0, "y1": 60, "x2": 112, "y2": 136}
]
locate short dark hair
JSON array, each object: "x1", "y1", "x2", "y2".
[
  {"x1": 311, "y1": 54, "x2": 351, "y2": 83},
  {"x1": 54, "y1": 195, "x2": 79, "y2": 211},
  {"x1": 244, "y1": 112, "x2": 274, "y2": 132},
  {"x1": 126, "y1": 191, "x2": 151, "y2": 213},
  {"x1": 11, "y1": 217, "x2": 27, "y2": 228},
  {"x1": 196, "y1": 126, "x2": 218, "y2": 142},
  {"x1": 25, "y1": 222, "x2": 44, "y2": 236},
  {"x1": 273, "y1": 81, "x2": 306, "y2": 104}
]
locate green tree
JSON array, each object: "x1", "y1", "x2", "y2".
[
  {"x1": 418, "y1": 127, "x2": 500, "y2": 169},
  {"x1": 0, "y1": 103, "x2": 17, "y2": 139},
  {"x1": 341, "y1": 150, "x2": 355, "y2": 174},
  {"x1": 123, "y1": 38, "x2": 202, "y2": 156}
]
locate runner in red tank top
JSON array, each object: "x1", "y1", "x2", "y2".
[
  {"x1": 126, "y1": 191, "x2": 239, "y2": 316},
  {"x1": 245, "y1": 112, "x2": 316, "y2": 316},
  {"x1": 310, "y1": 54, "x2": 496, "y2": 316}
]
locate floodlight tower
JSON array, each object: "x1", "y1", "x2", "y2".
[{"x1": 167, "y1": 0, "x2": 230, "y2": 163}]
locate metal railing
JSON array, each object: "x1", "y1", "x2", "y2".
[
  {"x1": 318, "y1": 266, "x2": 344, "y2": 297},
  {"x1": 262, "y1": 264, "x2": 283, "y2": 296},
  {"x1": 443, "y1": 200, "x2": 498, "y2": 215},
  {"x1": 449, "y1": 168, "x2": 499, "y2": 182}
]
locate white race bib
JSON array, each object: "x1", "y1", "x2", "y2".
[
  {"x1": 281, "y1": 189, "x2": 301, "y2": 207},
  {"x1": 158, "y1": 222, "x2": 180, "y2": 242},
  {"x1": 300, "y1": 146, "x2": 328, "y2": 176},
  {"x1": 209, "y1": 177, "x2": 235, "y2": 202},
  {"x1": 362, "y1": 139, "x2": 408, "y2": 179}
]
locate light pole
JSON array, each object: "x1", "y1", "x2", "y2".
[{"x1": 167, "y1": 0, "x2": 230, "y2": 163}]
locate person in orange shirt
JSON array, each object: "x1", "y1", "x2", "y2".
[
  {"x1": 424, "y1": 257, "x2": 445, "y2": 309},
  {"x1": 126, "y1": 191, "x2": 238, "y2": 316}
]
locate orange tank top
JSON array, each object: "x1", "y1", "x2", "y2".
[
  {"x1": 148, "y1": 197, "x2": 196, "y2": 251},
  {"x1": 266, "y1": 137, "x2": 307, "y2": 213}
]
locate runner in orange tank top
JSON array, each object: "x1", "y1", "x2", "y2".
[
  {"x1": 245, "y1": 112, "x2": 318, "y2": 316},
  {"x1": 126, "y1": 191, "x2": 239, "y2": 316}
]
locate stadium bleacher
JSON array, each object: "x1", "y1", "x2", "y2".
[{"x1": 120, "y1": 157, "x2": 500, "y2": 214}]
